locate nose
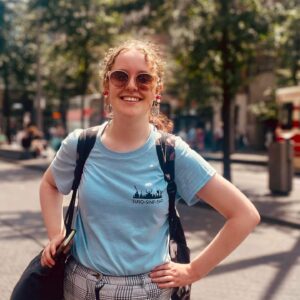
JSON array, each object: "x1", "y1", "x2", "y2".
[{"x1": 126, "y1": 75, "x2": 138, "y2": 90}]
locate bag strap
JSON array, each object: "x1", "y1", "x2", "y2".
[
  {"x1": 64, "y1": 127, "x2": 98, "y2": 235},
  {"x1": 156, "y1": 133, "x2": 180, "y2": 235},
  {"x1": 156, "y1": 132, "x2": 176, "y2": 211},
  {"x1": 156, "y1": 132, "x2": 189, "y2": 246}
]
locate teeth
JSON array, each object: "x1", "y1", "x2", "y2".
[{"x1": 122, "y1": 97, "x2": 140, "y2": 102}]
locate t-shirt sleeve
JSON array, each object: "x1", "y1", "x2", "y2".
[
  {"x1": 50, "y1": 129, "x2": 83, "y2": 195},
  {"x1": 174, "y1": 136, "x2": 216, "y2": 206}
]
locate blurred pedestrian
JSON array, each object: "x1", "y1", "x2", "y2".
[
  {"x1": 49, "y1": 124, "x2": 66, "y2": 152},
  {"x1": 39, "y1": 40, "x2": 260, "y2": 300},
  {"x1": 0, "y1": 129, "x2": 7, "y2": 145},
  {"x1": 214, "y1": 123, "x2": 223, "y2": 151},
  {"x1": 195, "y1": 127, "x2": 204, "y2": 151},
  {"x1": 178, "y1": 127, "x2": 187, "y2": 141},
  {"x1": 187, "y1": 126, "x2": 196, "y2": 149},
  {"x1": 204, "y1": 123, "x2": 213, "y2": 151},
  {"x1": 20, "y1": 123, "x2": 47, "y2": 157}
]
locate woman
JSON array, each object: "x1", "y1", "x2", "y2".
[{"x1": 39, "y1": 40, "x2": 260, "y2": 300}]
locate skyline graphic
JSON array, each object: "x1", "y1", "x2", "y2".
[{"x1": 133, "y1": 185, "x2": 163, "y2": 200}]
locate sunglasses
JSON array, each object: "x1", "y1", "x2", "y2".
[{"x1": 108, "y1": 70, "x2": 155, "y2": 90}]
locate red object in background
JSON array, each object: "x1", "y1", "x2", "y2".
[
  {"x1": 275, "y1": 132, "x2": 300, "y2": 157},
  {"x1": 67, "y1": 108, "x2": 93, "y2": 121},
  {"x1": 52, "y1": 111, "x2": 62, "y2": 120},
  {"x1": 275, "y1": 86, "x2": 300, "y2": 172},
  {"x1": 83, "y1": 108, "x2": 92, "y2": 117}
]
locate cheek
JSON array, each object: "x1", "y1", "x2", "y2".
[
  {"x1": 148, "y1": 87, "x2": 157, "y2": 99},
  {"x1": 148, "y1": 94, "x2": 155, "y2": 108}
]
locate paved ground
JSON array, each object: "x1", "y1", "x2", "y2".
[
  {"x1": 1, "y1": 157, "x2": 300, "y2": 300},
  {"x1": 179, "y1": 204, "x2": 300, "y2": 300}
]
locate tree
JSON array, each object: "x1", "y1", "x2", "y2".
[
  {"x1": 0, "y1": 0, "x2": 54, "y2": 142},
  {"x1": 110, "y1": 0, "x2": 272, "y2": 180},
  {"x1": 218, "y1": 0, "x2": 270, "y2": 180},
  {"x1": 28, "y1": 0, "x2": 121, "y2": 128},
  {"x1": 271, "y1": 1, "x2": 300, "y2": 86},
  {"x1": 0, "y1": 1, "x2": 36, "y2": 142},
  {"x1": 0, "y1": 1, "x2": 16, "y2": 142}
]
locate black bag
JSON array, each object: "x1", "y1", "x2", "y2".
[
  {"x1": 156, "y1": 133, "x2": 191, "y2": 300},
  {"x1": 11, "y1": 128, "x2": 97, "y2": 300}
]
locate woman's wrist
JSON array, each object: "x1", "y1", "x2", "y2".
[{"x1": 188, "y1": 261, "x2": 205, "y2": 283}]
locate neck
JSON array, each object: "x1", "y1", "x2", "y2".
[{"x1": 102, "y1": 116, "x2": 152, "y2": 152}]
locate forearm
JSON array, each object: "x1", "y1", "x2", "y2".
[
  {"x1": 39, "y1": 175, "x2": 64, "y2": 240},
  {"x1": 190, "y1": 214, "x2": 258, "y2": 280},
  {"x1": 151, "y1": 174, "x2": 260, "y2": 288}
]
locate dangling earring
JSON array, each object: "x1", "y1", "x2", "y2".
[
  {"x1": 104, "y1": 103, "x2": 113, "y2": 118},
  {"x1": 103, "y1": 91, "x2": 113, "y2": 118},
  {"x1": 151, "y1": 95, "x2": 161, "y2": 117}
]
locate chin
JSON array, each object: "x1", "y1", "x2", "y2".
[{"x1": 115, "y1": 108, "x2": 149, "y2": 119}]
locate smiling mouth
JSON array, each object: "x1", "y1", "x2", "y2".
[{"x1": 121, "y1": 96, "x2": 142, "y2": 102}]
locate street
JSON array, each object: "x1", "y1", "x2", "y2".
[{"x1": 0, "y1": 160, "x2": 299, "y2": 300}]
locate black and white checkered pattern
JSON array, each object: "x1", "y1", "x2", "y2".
[{"x1": 64, "y1": 257, "x2": 172, "y2": 300}]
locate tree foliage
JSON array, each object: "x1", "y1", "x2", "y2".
[
  {"x1": 270, "y1": 0, "x2": 300, "y2": 86},
  {"x1": 0, "y1": 0, "x2": 298, "y2": 176},
  {"x1": 167, "y1": 0, "x2": 270, "y2": 179},
  {"x1": 0, "y1": 1, "x2": 39, "y2": 141},
  {"x1": 25, "y1": 0, "x2": 121, "y2": 127}
]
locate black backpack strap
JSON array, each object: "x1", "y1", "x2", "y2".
[
  {"x1": 64, "y1": 127, "x2": 98, "y2": 235},
  {"x1": 156, "y1": 133, "x2": 177, "y2": 225},
  {"x1": 157, "y1": 132, "x2": 191, "y2": 299}
]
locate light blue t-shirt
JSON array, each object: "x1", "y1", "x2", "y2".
[{"x1": 50, "y1": 123, "x2": 216, "y2": 275}]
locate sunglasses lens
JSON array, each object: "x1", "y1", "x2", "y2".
[
  {"x1": 136, "y1": 74, "x2": 154, "y2": 89},
  {"x1": 110, "y1": 71, "x2": 128, "y2": 87},
  {"x1": 109, "y1": 71, "x2": 154, "y2": 89}
]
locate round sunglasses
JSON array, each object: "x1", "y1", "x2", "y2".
[{"x1": 107, "y1": 70, "x2": 155, "y2": 90}]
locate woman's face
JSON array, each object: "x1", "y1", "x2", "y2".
[{"x1": 106, "y1": 49, "x2": 160, "y2": 120}]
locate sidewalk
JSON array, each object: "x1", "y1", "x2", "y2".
[
  {"x1": 1, "y1": 151, "x2": 299, "y2": 229},
  {"x1": 2, "y1": 159, "x2": 299, "y2": 300},
  {"x1": 202, "y1": 150, "x2": 268, "y2": 166}
]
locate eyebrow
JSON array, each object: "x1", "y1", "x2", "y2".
[{"x1": 112, "y1": 68, "x2": 152, "y2": 74}]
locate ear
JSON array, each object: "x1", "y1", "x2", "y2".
[
  {"x1": 103, "y1": 90, "x2": 109, "y2": 97},
  {"x1": 102, "y1": 73, "x2": 110, "y2": 92},
  {"x1": 103, "y1": 81, "x2": 109, "y2": 93}
]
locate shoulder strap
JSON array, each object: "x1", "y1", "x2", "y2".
[
  {"x1": 72, "y1": 127, "x2": 98, "y2": 191},
  {"x1": 64, "y1": 127, "x2": 98, "y2": 235},
  {"x1": 156, "y1": 132, "x2": 188, "y2": 246},
  {"x1": 155, "y1": 132, "x2": 177, "y2": 217}
]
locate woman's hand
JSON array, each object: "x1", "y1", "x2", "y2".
[
  {"x1": 150, "y1": 262, "x2": 199, "y2": 288},
  {"x1": 40, "y1": 233, "x2": 65, "y2": 268}
]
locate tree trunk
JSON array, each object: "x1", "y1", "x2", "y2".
[
  {"x1": 291, "y1": 33, "x2": 299, "y2": 86},
  {"x1": 35, "y1": 29, "x2": 43, "y2": 132},
  {"x1": 80, "y1": 93, "x2": 85, "y2": 128},
  {"x1": 80, "y1": 65, "x2": 88, "y2": 128},
  {"x1": 3, "y1": 63, "x2": 11, "y2": 144},
  {"x1": 222, "y1": 90, "x2": 233, "y2": 181},
  {"x1": 80, "y1": 3, "x2": 91, "y2": 129},
  {"x1": 59, "y1": 87, "x2": 68, "y2": 129},
  {"x1": 291, "y1": 58, "x2": 299, "y2": 86},
  {"x1": 80, "y1": 67, "x2": 88, "y2": 129},
  {"x1": 220, "y1": 0, "x2": 232, "y2": 181}
]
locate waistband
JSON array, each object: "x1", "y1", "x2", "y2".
[{"x1": 68, "y1": 256, "x2": 153, "y2": 286}]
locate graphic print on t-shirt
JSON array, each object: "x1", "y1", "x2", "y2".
[{"x1": 132, "y1": 185, "x2": 163, "y2": 204}]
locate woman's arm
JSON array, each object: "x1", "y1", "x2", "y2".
[
  {"x1": 189, "y1": 173, "x2": 260, "y2": 280},
  {"x1": 150, "y1": 173, "x2": 260, "y2": 287},
  {"x1": 39, "y1": 167, "x2": 65, "y2": 267}
]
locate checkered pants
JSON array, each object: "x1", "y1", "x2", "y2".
[{"x1": 64, "y1": 257, "x2": 173, "y2": 300}]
